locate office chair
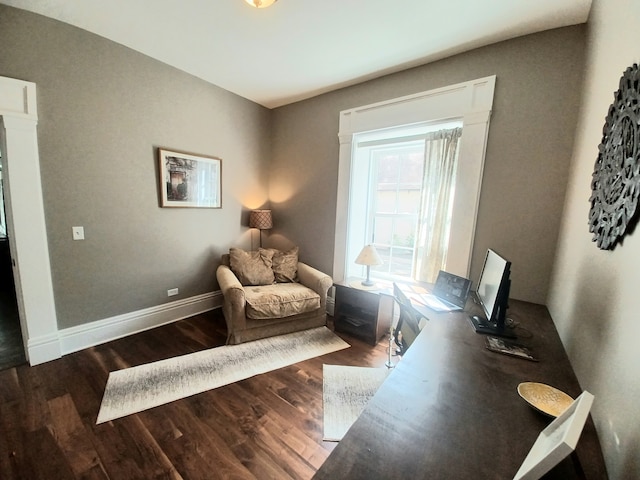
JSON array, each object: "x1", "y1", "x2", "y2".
[{"x1": 392, "y1": 283, "x2": 428, "y2": 356}]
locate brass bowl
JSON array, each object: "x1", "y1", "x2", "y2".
[{"x1": 517, "y1": 382, "x2": 574, "y2": 417}]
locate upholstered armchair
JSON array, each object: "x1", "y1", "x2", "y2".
[{"x1": 216, "y1": 247, "x2": 333, "y2": 344}]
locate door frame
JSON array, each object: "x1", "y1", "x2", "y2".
[{"x1": 0, "y1": 75, "x2": 60, "y2": 365}]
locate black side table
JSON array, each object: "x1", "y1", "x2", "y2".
[{"x1": 333, "y1": 282, "x2": 394, "y2": 345}]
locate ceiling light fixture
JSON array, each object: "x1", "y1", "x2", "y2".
[{"x1": 244, "y1": 0, "x2": 277, "y2": 8}]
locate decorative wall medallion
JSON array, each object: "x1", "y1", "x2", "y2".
[{"x1": 589, "y1": 64, "x2": 640, "y2": 250}]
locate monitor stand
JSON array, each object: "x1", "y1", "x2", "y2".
[{"x1": 468, "y1": 315, "x2": 516, "y2": 339}]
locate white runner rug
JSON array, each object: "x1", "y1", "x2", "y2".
[
  {"x1": 97, "y1": 326, "x2": 349, "y2": 424},
  {"x1": 322, "y1": 364, "x2": 389, "y2": 441}
]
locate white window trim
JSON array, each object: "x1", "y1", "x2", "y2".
[{"x1": 334, "y1": 75, "x2": 496, "y2": 283}]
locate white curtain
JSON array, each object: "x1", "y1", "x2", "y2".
[{"x1": 414, "y1": 127, "x2": 463, "y2": 283}]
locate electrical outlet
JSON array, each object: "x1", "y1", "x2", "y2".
[
  {"x1": 167, "y1": 288, "x2": 179, "y2": 297},
  {"x1": 72, "y1": 226, "x2": 85, "y2": 240}
]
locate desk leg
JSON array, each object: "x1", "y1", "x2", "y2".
[
  {"x1": 385, "y1": 298, "x2": 396, "y2": 368},
  {"x1": 385, "y1": 332, "x2": 395, "y2": 368}
]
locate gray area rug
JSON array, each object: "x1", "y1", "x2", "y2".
[
  {"x1": 322, "y1": 364, "x2": 389, "y2": 441},
  {"x1": 97, "y1": 326, "x2": 350, "y2": 424}
]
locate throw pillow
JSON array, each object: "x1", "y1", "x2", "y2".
[
  {"x1": 271, "y1": 246, "x2": 299, "y2": 283},
  {"x1": 229, "y1": 248, "x2": 275, "y2": 286}
]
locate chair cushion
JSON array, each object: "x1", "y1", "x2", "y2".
[
  {"x1": 271, "y1": 246, "x2": 299, "y2": 283},
  {"x1": 244, "y1": 283, "x2": 321, "y2": 319},
  {"x1": 229, "y1": 248, "x2": 275, "y2": 286}
]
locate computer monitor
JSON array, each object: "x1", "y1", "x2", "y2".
[{"x1": 468, "y1": 248, "x2": 515, "y2": 338}]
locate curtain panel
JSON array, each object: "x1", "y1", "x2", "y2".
[{"x1": 414, "y1": 127, "x2": 463, "y2": 283}]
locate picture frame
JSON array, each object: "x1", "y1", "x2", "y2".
[
  {"x1": 513, "y1": 391, "x2": 594, "y2": 480},
  {"x1": 158, "y1": 148, "x2": 221, "y2": 208}
]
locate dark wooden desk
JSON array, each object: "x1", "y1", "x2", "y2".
[{"x1": 315, "y1": 299, "x2": 608, "y2": 479}]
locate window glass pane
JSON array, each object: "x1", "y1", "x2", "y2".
[
  {"x1": 376, "y1": 189, "x2": 396, "y2": 213},
  {"x1": 375, "y1": 152, "x2": 398, "y2": 214},
  {"x1": 374, "y1": 217, "x2": 393, "y2": 245},
  {"x1": 373, "y1": 245, "x2": 391, "y2": 274},
  {"x1": 398, "y1": 150, "x2": 424, "y2": 187},
  {"x1": 396, "y1": 148, "x2": 423, "y2": 214},
  {"x1": 376, "y1": 152, "x2": 399, "y2": 186},
  {"x1": 388, "y1": 247, "x2": 413, "y2": 277},
  {"x1": 392, "y1": 218, "x2": 416, "y2": 247},
  {"x1": 397, "y1": 189, "x2": 422, "y2": 214}
]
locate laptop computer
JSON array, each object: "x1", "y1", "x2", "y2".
[{"x1": 414, "y1": 270, "x2": 471, "y2": 312}]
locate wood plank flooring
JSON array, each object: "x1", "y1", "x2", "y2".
[
  {"x1": 0, "y1": 309, "x2": 391, "y2": 479},
  {"x1": 0, "y1": 288, "x2": 26, "y2": 371}
]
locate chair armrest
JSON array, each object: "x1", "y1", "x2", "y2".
[
  {"x1": 297, "y1": 262, "x2": 333, "y2": 308},
  {"x1": 217, "y1": 264, "x2": 244, "y2": 295},
  {"x1": 216, "y1": 264, "x2": 247, "y2": 335}
]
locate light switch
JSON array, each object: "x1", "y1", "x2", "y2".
[{"x1": 72, "y1": 226, "x2": 85, "y2": 240}]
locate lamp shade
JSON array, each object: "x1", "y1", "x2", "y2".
[
  {"x1": 249, "y1": 209, "x2": 273, "y2": 230},
  {"x1": 355, "y1": 245, "x2": 383, "y2": 266}
]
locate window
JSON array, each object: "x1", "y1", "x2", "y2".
[
  {"x1": 334, "y1": 76, "x2": 496, "y2": 284},
  {"x1": 347, "y1": 122, "x2": 462, "y2": 283}
]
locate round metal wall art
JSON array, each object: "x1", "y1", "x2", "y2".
[{"x1": 588, "y1": 63, "x2": 640, "y2": 250}]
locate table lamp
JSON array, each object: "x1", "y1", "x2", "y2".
[{"x1": 355, "y1": 244, "x2": 383, "y2": 286}]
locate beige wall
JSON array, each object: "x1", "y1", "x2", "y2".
[
  {"x1": 549, "y1": 1, "x2": 640, "y2": 478},
  {"x1": 271, "y1": 26, "x2": 586, "y2": 304},
  {"x1": 0, "y1": 6, "x2": 272, "y2": 328}
]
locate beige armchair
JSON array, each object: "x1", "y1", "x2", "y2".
[{"x1": 216, "y1": 247, "x2": 333, "y2": 344}]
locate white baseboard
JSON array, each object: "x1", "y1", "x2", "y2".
[
  {"x1": 57, "y1": 291, "x2": 222, "y2": 358},
  {"x1": 27, "y1": 332, "x2": 62, "y2": 366}
]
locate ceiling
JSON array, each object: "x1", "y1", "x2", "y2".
[{"x1": 1, "y1": 0, "x2": 592, "y2": 108}]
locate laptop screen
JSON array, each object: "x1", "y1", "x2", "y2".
[{"x1": 432, "y1": 270, "x2": 471, "y2": 309}]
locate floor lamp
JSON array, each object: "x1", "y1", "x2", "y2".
[{"x1": 249, "y1": 209, "x2": 272, "y2": 248}]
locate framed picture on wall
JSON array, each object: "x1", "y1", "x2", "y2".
[{"x1": 158, "y1": 148, "x2": 221, "y2": 208}]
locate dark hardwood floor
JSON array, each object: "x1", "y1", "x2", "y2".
[
  {"x1": 0, "y1": 237, "x2": 26, "y2": 371},
  {"x1": 0, "y1": 309, "x2": 390, "y2": 479},
  {"x1": 0, "y1": 283, "x2": 26, "y2": 372}
]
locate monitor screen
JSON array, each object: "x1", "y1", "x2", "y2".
[
  {"x1": 477, "y1": 249, "x2": 510, "y2": 324},
  {"x1": 468, "y1": 249, "x2": 513, "y2": 337},
  {"x1": 476, "y1": 249, "x2": 511, "y2": 327}
]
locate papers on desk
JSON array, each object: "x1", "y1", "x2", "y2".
[
  {"x1": 405, "y1": 270, "x2": 470, "y2": 312},
  {"x1": 486, "y1": 336, "x2": 538, "y2": 362},
  {"x1": 408, "y1": 293, "x2": 463, "y2": 312}
]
